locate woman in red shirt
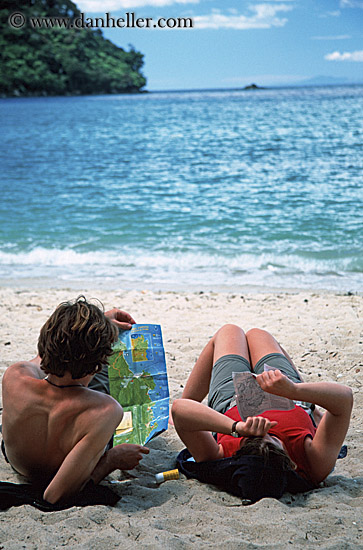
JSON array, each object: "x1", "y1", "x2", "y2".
[{"x1": 172, "y1": 324, "x2": 353, "y2": 486}]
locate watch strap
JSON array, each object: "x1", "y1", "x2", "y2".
[{"x1": 230, "y1": 421, "x2": 241, "y2": 438}]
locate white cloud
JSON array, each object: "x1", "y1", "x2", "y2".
[
  {"x1": 312, "y1": 35, "x2": 351, "y2": 40},
  {"x1": 194, "y1": 4, "x2": 292, "y2": 30},
  {"x1": 325, "y1": 50, "x2": 363, "y2": 61},
  {"x1": 340, "y1": 0, "x2": 363, "y2": 8},
  {"x1": 77, "y1": 0, "x2": 198, "y2": 12},
  {"x1": 321, "y1": 10, "x2": 341, "y2": 17}
]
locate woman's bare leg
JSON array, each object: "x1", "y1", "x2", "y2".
[
  {"x1": 181, "y1": 324, "x2": 249, "y2": 401},
  {"x1": 246, "y1": 328, "x2": 302, "y2": 379},
  {"x1": 246, "y1": 329, "x2": 327, "y2": 425},
  {"x1": 174, "y1": 324, "x2": 248, "y2": 461}
]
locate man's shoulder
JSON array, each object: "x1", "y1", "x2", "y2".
[
  {"x1": 82, "y1": 389, "x2": 122, "y2": 416},
  {"x1": 3, "y1": 361, "x2": 40, "y2": 383},
  {"x1": 78, "y1": 391, "x2": 123, "y2": 434}
]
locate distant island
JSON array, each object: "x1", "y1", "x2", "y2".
[
  {"x1": 0, "y1": 0, "x2": 146, "y2": 97},
  {"x1": 243, "y1": 83, "x2": 266, "y2": 90}
]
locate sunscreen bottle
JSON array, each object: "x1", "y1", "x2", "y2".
[{"x1": 155, "y1": 469, "x2": 180, "y2": 483}]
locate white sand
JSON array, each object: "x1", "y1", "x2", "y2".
[{"x1": 0, "y1": 286, "x2": 362, "y2": 549}]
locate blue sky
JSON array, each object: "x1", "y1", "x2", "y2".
[{"x1": 76, "y1": 0, "x2": 363, "y2": 90}]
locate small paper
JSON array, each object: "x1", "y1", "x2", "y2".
[
  {"x1": 115, "y1": 411, "x2": 133, "y2": 435},
  {"x1": 232, "y1": 364, "x2": 295, "y2": 421}
]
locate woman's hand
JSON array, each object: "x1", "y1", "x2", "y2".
[
  {"x1": 236, "y1": 416, "x2": 278, "y2": 437},
  {"x1": 256, "y1": 369, "x2": 297, "y2": 399},
  {"x1": 105, "y1": 308, "x2": 136, "y2": 331}
]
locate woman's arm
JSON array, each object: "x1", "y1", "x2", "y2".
[
  {"x1": 256, "y1": 369, "x2": 353, "y2": 483},
  {"x1": 171, "y1": 399, "x2": 277, "y2": 462}
]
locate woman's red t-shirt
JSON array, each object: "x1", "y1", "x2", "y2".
[{"x1": 217, "y1": 405, "x2": 316, "y2": 480}]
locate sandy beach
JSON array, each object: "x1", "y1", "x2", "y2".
[{"x1": 0, "y1": 286, "x2": 362, "y2": 549}]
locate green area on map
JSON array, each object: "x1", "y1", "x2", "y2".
[{"x1": 108, "y1": 325, "x2": 169, "y2": 446}]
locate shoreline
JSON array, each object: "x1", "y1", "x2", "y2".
[{"x1": 0, "y1": 277, "x2": 361, "y2": 296}]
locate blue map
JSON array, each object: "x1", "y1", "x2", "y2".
[{"x1": 108, "y1": 324, "x2": 169, "y2": 446}]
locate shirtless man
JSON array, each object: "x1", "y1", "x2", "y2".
[{"x1": 1, "y1": 296, "x2": 149, "y2": 504}]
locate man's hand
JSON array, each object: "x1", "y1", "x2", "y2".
[
  {"x1": 105, "y1": 308, "x2": 136, "y2": 331},
  {"x1": 90, "y1": 444, "x2": 150, "y2": 485},
  {"x1": 109, "y1": 444, "x2": 150, "y2": 470},
  {"x1": 256, "y1": 369, "x2": 297, "y2": 399},
  {"x1": 236, "y1": 416, "x2": 278, "y2": 437}
]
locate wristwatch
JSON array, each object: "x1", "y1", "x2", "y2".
[{"x1": 230, "y1": 421, "x2": 242, "y2": 438}]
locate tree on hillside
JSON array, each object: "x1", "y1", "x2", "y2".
[{"x1": 0, "y1": 0, "x2": 147, "y2": 96}]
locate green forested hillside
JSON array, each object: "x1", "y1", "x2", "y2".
[{"x1": 0, "y1": 0, "x2": 146, "y2": 96}]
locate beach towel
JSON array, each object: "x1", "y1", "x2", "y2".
[{"x1": 176, "y1": 448, "x2": 315, "y2": 504}]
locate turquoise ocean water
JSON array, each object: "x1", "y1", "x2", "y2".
[{"x1": 0, "y1": 86, "x2": 362, "y2": 291}]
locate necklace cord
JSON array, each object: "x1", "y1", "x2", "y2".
[{"x1": 44, "y1": 376, "x2": 84, "y2": 389}]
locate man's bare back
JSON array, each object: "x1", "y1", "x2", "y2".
[{"x1": 1, "y1": 299, "x2": 149, "y2": 504}]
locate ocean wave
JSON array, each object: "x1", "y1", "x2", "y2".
[
  {"x1": 0, "y1": 247, "x2": 361, "y2": 292},
  {"x1": 0, "y1": 248, "x2": 115, "y2": 267}
]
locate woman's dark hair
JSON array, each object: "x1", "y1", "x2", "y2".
[
  {"x1": 235, "y1": 437, "x2": 296, "y2": 471},
  {"x1": 38, "y1": 296, "x2": 118, "y2": 379}
]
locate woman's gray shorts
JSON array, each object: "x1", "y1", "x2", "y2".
[{"x1": 207, "y1": 353, "x2": 302, "y2": 415}]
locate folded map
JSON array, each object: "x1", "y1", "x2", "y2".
[{"x1": 108, "y1": 324, "x2": 169, "y2": 446}]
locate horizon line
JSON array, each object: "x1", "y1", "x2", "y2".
[{"x1": 147, "y1": 81, "x2": 363, "y2": 94}]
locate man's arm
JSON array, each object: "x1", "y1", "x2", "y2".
[
  {"x1": 105, "y1": 308, "x2": 136, "y2": 331},
  {"x1": 43, "y1": 401, "x2": 122, "y2": 504},
  {"x1": 42, "y1": 402, "x2": 149, "y2": 504},
  {"x1": 257, "y1": 369, "x2": 353, "y2": 483},
  {"x1": 90, "y1": 444, "x2": 150, "y2": 485},
  {"x1": 44, "y1": 439, "x2": 149, "y2": 504}
]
